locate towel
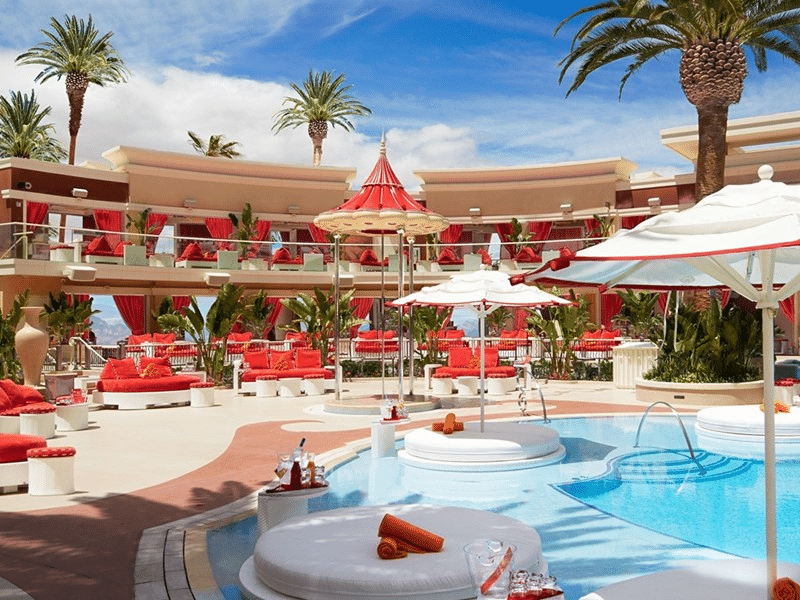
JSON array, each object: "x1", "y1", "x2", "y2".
[
  {"x1": 431, "y1": 412, "x2": 463, "y2": 434},
  {"x1": 432, "y1": 421, "x2": 464, "y2": 432},
  {"x1": 775, "y1": 577, "x2": 800, "y2": 600},
  {"x1": 378, "y1": 513, "x2": 444, "y2": 553},
  {"x1": 377, "y1": 537, "x2": 407, "y2": 559}
]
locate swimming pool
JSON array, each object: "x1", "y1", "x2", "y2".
[{"x1": 207, "y1": 415, "x2": 799, "y2": 599}]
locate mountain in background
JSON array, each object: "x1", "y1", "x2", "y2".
[{"x1": 91, "y1": 316, "x2": 130, "y2": 347}]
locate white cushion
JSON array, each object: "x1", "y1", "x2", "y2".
[{"x1": 696, "y1": 405, "x2": 800, "y2": 436}]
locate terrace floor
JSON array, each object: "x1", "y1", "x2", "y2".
[{"x1": 0, "y1": 377, "x2": 699, "y2": 600}]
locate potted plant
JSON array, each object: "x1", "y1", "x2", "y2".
[
  {"x1": 42, "y1": 291, "x2": 98, "y2": 371},
  {"x1": 229, "y1": 203, "x2": 264, "y2": 265},
  {"x1": 1, "y1": 290, "x2": 29, "y2": 382}
]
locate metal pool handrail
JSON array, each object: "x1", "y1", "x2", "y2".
[{"x1": 635, "y1": 401, "x2": 705, "y2": 475}]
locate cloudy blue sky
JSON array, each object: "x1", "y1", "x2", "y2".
[{"x1": 2, "y1": 0, "x2": 799, "y2": 192}]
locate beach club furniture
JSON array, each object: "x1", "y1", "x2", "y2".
[
  {"x1": 19, "y1": 404, "x2": 56, "y2": 439},
  {"x1": 235, "y1": 349, "x2": 333, "y2": 395},
  {"x1": 278, "y1": 378, "x2": 302, "y2": 397},
  {"x1": 255, "y1": 375, "x2": 277, "y2": 398},
  {"x1": 302, "y1": 374, "x2": 326, "y2": 396},
  {"x1": 432, "y1": 346, "x2": 517, "y2": 381},
  {"x1": 190, "y1": 382, "x2": 216, "y2": 407},
  {"x1": 55, "y1": 401, "x2": 89, "y2": 431},
  {"x1": 0, "y1": 434, "x2": 47, "y2": 494},
  {"x1": 0, "y1": 379, "x2": 57, "y2": 435},
  {"x1": 26, "y1": 446, "x2": 76, "y2": 496},
  {"x1": 93, "y1": 357, "x2": 201, "y2": 410},
  {"x1": 431, "y1": 372, "x2": 454, "y2": 395}
]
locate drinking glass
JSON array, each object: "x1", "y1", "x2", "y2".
[{"x1": 463, "y1": 540, "x2": 516, "y2": 599}]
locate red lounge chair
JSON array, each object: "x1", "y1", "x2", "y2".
[{"x1": 513, "y1": 246, "x2": 542, "y2": 264}]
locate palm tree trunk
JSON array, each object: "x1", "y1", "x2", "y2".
[
  {"x1": 694, "y1": 103, "x2": 729, "y2": 201},
  {"x1": 311, "y1": 135, "x2": 324, "y2": 167},
  {"x1": 66, "y1": 85, "x2": 87, "y2": 165}
]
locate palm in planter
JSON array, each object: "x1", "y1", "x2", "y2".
[
  {"x1": 409, "y1": 305, "x2": 453, "y2": 367},
  {"x1": 228, "y1": 203, "x2": 262, "y2": 259},
  {"x1": 613, "y1": 289, "x2": 663, "y2": 342},
  {"x1": 42, "y1": 291, "x2": 98, "y2": 370},
  {"x1": 0, "y1": 290, "x2": 29, "y2": 382}
]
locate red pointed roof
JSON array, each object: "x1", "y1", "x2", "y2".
[{"x1": 314, "y1": 138, "x2": 448, "y2": 236}]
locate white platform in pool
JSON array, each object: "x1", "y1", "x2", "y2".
[
  {"x1": 695, "y1": 405, "x2": 800, "y2": 459},
  {"x1": 398, "y1": 421, "x2": 565, "y2": 471},
  {"x1": 239, "y1": 504, "x2": 547, "y2": 600}
]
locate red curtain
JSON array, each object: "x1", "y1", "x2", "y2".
[
  {"x1": 26, "y1": 201, "x2": 49, "y2": 233},
  {"x1": 719, "y1": 289, "x2": 731, "y2": 308},
  {"x1": 114, "y1": 295, "x2": 145, "y2": 335},
  {"x1": 172, "y1": 296, "x2": 190, "y2": 314},
  {"x1": 205, "y1": 217, "x2": 234, "y2": 249},
  {"x1": 658, "y1": 292, "x2": 670, "y2": 313},
  {"x1": 349, "y1": 297, "x2": 374, "y2": 337},
  {"x1": 780, "y1": 297, "x2": 795, "y2": 324},
  {"x1": 94, "y1": 209, "x2": 123, "y2": 247},
  {"x1": 144, "y1": 212, "x2": 168, "y2": 251},
  {"x1": 264, "y1": 297, "x2": 284, "y2": 336},
  {"x1": 514, "y1": 308, "x2": 529, "y2": 329},
  {"x1": 440, "y1": 224, "x2": 463, "y2": 245},
  {"x1": 620, "y1": 215, "x2": 647, "y2": 230},
  {"x1": 600, "y1": 292, "x2": 623, "y2": 329},
  {"x1": 495, "y1": 223, "x2": 513, "y2": 258},
  {"x1": 529, "y1": 221, "x2": 552, "y2": 253}
]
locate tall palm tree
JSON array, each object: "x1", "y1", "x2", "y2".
[
  {"x1": 0, "y1": 90, "x2": 66, "y2": 161},
  {"x1": 555, "y1": 0, "x2": 800, "y2": 200},
  {"x1": 187, "y1": 131, "x2": 242, "y2": 158},
  {"x1": 272, "y1": 70, "x2": 372, "y2": 166},
  {"x1": 16, "y1": 14, "x2": 128, "y2": 165}
]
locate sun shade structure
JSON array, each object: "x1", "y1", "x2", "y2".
[
  {"x1": 391, "y1": 270, "x2": 571, "y2": 431},
  {"x1": 313, "y1": 136, "x2": 449, "y2": 236},
  {"x1": 529, "y1": 165, "x2": 800, "y2": 597}
]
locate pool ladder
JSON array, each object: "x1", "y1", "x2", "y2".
[{"x1": 634, "y1": 401, "x2": 706, "y2": 475}]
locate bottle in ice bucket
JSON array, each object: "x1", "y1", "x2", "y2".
[{"x1": 289, "y1": 437, "x2": 305, "y2": 490}]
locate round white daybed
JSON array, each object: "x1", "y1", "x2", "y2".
[
  {"x1": 694, "y1": 405, "x2": 800, "y2": 459},
  {"x1": 398, "y1": 421, "x2": 565, "y2": 472},
  {"x1": 239, "y1": 504, "x2": 547, "y2": 600}
]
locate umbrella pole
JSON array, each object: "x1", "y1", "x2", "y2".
[
  {"x1": 397, "y1": 230, "x2": 404, "y2": 403},
  {"x1": 334, "y1": 235, "x2": 341, "y2": 404},
  {"x1": 408, "y1": 236, "x2": 415, "y2": 398},
  {"x1": 762, "y1": 304, "x2": 777, "y2": 597},
  {"x1": 479, "y1": 305, "x2": 486, "y2": 433},
  {"x1": 380, "y1": 234, "x2": 386, "y2": 400}
]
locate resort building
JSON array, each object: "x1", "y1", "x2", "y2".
[{"x1": 2, "y1": 109, "x2": 800, "y2": 349}]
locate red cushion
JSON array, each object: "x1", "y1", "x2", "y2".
[
  {"x1": 113, "y1": 241, "x2": 133, "y2": 256},
  {"x1": 241, "y1": 368, "x2": 332, "y2": 382},
  {"x1": 514, "y1": 246, "x2": 541, "y2": 263},
  {"x1": 445, "y1": 330, "x2": 465, "y2": 339},
  {"x1": 100, "y1": 358, "x2": 140, "y2": 380},
  {"x1": 478, "y1": 248, "x2": 493, "y2": 265},
  {"x1": 474, "y1": 346, "x2": 500, "y2": 368},
  {"x1": 359, "y1": 249, "x2": 380, "y2": 266},
  {"x1": 437, "y1": 248, "x2": 462, "y2": 264},
  {"x1": 361, "y1": 330, "x2": 379, "y2": 340},
  {"x1": 139, "y1": 356, "x2": 173, "y2": 378},
  {"x1": 500, "y1": 329, "x2": 516, "y2": 339},
  {"x1": 27, "y1": 446, "x2": 76, "y2": 458},
  {"x1": 178, "y1": 242, "x2": 204, "y2": 261},
  {"x1": 128, "y1": 333, "x2": 153, "y2": 345},
  {"x1": 601, "y1": 329, "x2": 620, "y2": 339},
  {"x1": 270, "y1": 351, "x2": 293, "y2": 370},
  {"x1": 243, "y1": 350, "x2": 269, "y2": 369},
  {"x1": 152, "y1": 332, "x2": 176, "y2": 344},
  {"x1": 448, "y1": 346, "x2": 472, "y2": 368},
  {"x1": 384, "y1": 330, "x2": 396, "y2": 339},
  {"x1": 0, "y1": 434, "x2": 47, "y2": 464},
  {"x1": 435, "y1": 366, "x2": 516, "y2": 378},
  {"x1": 296, "y1": 349, "x2": 322, "y2": 369},
  {"x1": 0, "y1": 380, "x2": 44, "y2": 406},
  {"x1": 1, "y1": 402, "x2": 55, "y2": 416},
  {"x1": 96, "y1": 375, "x2": 199, "y2": 393},
  {"x1": 228, "y1": 331, "x2": 252, "y2": 342},
  {"x1": 0, "y1": 386, "x2": 11, "y2": 412},
  {"x1": 86, "y1": 235, "x2": 112, "y2": 254},
  {"x1": 272, "y1": 247, "x2": 293, "y2": 263}
]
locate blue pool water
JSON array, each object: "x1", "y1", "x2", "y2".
[{"x1": 207, "y1": 415, "x2": 800, "y2": 599}]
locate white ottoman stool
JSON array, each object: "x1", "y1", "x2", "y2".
[
  {"x1": 55, "y1": 402, "x2": 89, "y2": 431},
  {"x1": 456, "y1": 376, "x2": 479, "y2": 396},
  {"x1": 27, "y1": 446, "x2": 76, "y2": 495},
  {"x1": 303, "y1": 375, "x2": 326, "y2": 396},
  {"x1": 431, "y1": 375, "x2": 453, "y2": 395},
  {"x1": 20, "y1": 407, "x2": 56, "y2": 440},
  {"x1": 487, "y1": 375, "x2": 508, "y2": 396},
  {"x1": 190, "y1": 382, "x2": 216, "y2": 407},
  {"x1": 278, "y1": 377, "x2": 302, "y2": 397},
  {"x1": 0, "y1": 415, "x2": 20, "y2": 434},
  {"x1": 255, "y1": 375, "x2": 277, "y2": 398}
]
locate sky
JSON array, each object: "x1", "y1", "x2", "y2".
[{"x1": 2, "y1": 0, "x2": 800, "y2": 193}]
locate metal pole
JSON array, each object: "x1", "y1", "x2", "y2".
[
  {"x1": 408, "y1": 235, "x2": 415, "y2": 398},
  {"x1": 380, "y1": 234, "x2": 386, "y2": 400},
  {"x1": 397, "y1": 229, "x2": 405, "y2": 402},
  {"x1": 334, "y1": 234, "x2": 341, "y2": 403}
]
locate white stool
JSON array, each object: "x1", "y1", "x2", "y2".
[
  {"x1": 278, "y1": 378, "x2": 303, "y2": 397},
  {"x1": 27, "y1": 447, "x2": 76, "y2": 496},
  {"x1": 456, "y1": 376, "x2": 479, "y2": 395},
  {"x1": 303, "y1": 376, "x2": 326, "y2": 396},
  {"x1": 20, "y1": 411, "x2": 55, "y2": 439},
  {"x1": 55, "y1": 403, "x2": 89, "y2": 431},
  {"x1": 486, "y1": 376, "x2": 507, "y2": 396},
  {"x1": 0, "y1": 415, "x2": 20, "y2": 434},
  {"x1": 190, "y1": 383, "x2": 216, "y2": 407},
  {"x1": 256, "y1": 377, "x2": 278, "y2": 397},
  {"x1": 431, "y1": 376, "x2": 454, "y2": 395}
]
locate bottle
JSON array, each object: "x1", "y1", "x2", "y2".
[{"x1": 289, "y1": 437, "x2": 306, "y2": 490}]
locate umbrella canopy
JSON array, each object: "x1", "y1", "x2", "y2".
[
  {"x1": 529, "y1": 165, "x2": 800, "y2": 597},
  {"x1": 391, "y1": 271, "x2": 571, "y2": 431},
  {"x1": 313, "y1": 136, "x2": 448, "y2": 236}
]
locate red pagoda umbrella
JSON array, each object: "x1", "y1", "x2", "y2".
[{"x1": 314, "y1": 137, "x2": 449, "y2": 402}]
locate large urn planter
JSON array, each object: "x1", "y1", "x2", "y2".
[
  {"x1": 635, "y1": 378, "x2": 764, "y2": 406},
  {"x1": 15, "y1": 306, "x2": 49, "y2": 387}
]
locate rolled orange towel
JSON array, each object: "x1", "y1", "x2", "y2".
[
  {"x1": 377, "y1": 536, "x2": 407, "y2": 560},
  {"x1": 378, "y1": 513, "x2": 444, "y2": 552},
  {"x1": 432, "y1": 417, "x2": 464, "y2": 433},
  {"x1": 443, "y1": 412, "x2": 456, "y2": 434},
  {"x1": 774, "y1": 577, "x2": 800, "y2": 600}
]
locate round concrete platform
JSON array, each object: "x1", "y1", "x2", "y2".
[
  {"x1": 398, "y1": 421, "x2": 565, "y2": 471},
  {"x1": 695, "y1": 405, "x2": 800, "y2": 459},
  {"x1": 323, "y1": 394, "x2": 440, "y2": 415}
]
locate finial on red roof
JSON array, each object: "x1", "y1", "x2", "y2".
[{"x1": 380, "y1": 131, "x2": 386, "y2": 156}]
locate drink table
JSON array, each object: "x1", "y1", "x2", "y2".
[{"x1": 256, "y1": 484, "x2": 329, "y2": 535}]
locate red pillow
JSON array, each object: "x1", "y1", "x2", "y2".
[
  {"x1": 296, "y1": 348, "x2": 322, "y2": 369},
  {"x1": 474, "y1": 347, "x2": 500, "y2": 368},
  {"x1": 446, "y1": 329, "x2": 465, "y2": 339},
  {"x1": 500, "y1": 329, "x2": 516, "y2": 339},
  {"x1": 448, "y1": 346, "x2": 472, "y2": 368},
  {"x1": 139, "y1": 356, "x2": 173, "y2": 377},
  {"x1": 152, "y1": 332, "x2": 176, "y2": 344},
  {"x1": 243, "y1": 350, "x2": 268, "y2": 369},
  {"x1": 359, "y1": 249, "x2": 380, "y2": 265},
  {"x1": 228, "y1": 331, "x2": 252, "y2": 343},
  {"x1": 270, "y1": 351, "x2": 294, "y2": 370},
  {"x1": 113, "y1": 241, "x2": 133, "y2": 256},
  {"x1": 361, "y1": 330, "x2": 379, "y2": 340},
  {"x1": 600, "y1": 329, "x2": 618, "y2": 340},
  {"x1": 384, "y1": 331, "x2": 396, "y2": 339},
  {"x1": 0, "y1": 379, "x2": 20, "y2": 406},
  {"x1": 86, "y1": 235, "x2": 112, "y2": 254},
  {"x1": 0, "y1": 386, "x2": 11, "y2": 412},
  {"x1": 100, "y1": 358, "x2": 140, "y2": 379},
  {"x1": 437, "y1": 247, "x2": 461, "y2": 264},
  {"x1": 178, "y1": 242, "x2": 203, "y2": 261},
  {"x1": 272, "y1": 247, "x2": 293, "y2": 262},
  {"x1": 128, "y1": 333, "x2": 153, "y2": 345},
  {"x1": 514, "y1": 246, "x2": 541, "y2": 262}
]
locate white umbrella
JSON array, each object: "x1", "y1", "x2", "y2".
[
  {"x1": 390, "y1": 270, "x2": 572, "y2": 431},
  {"x1": 530, "y1": 165, "x2": 800, "y2": 598}
]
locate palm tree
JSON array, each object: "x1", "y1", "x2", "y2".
[
  {"x1": 16, "y1": 14, "x2": 128, "y2": 165},
  {"x1": 555, "y1": 1, "x2": 800, "y2": 199},
  {"x1": 187, "y1": 131, "x2": 242, "y2": 158},
  {"x1": 0, "y1": 90, "x2": 66, "y2": 161},
  {"x1": 272, "y1": 70, "x2": 372, "y2": 166}
]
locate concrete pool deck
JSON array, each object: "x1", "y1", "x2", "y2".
[{"x1": 0, "y1": 378, "x2": 694, "y2": 600}]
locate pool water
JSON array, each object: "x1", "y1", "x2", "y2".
[{"x1": 207, "y1": 415, "x2": 799, "y2": 599}]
